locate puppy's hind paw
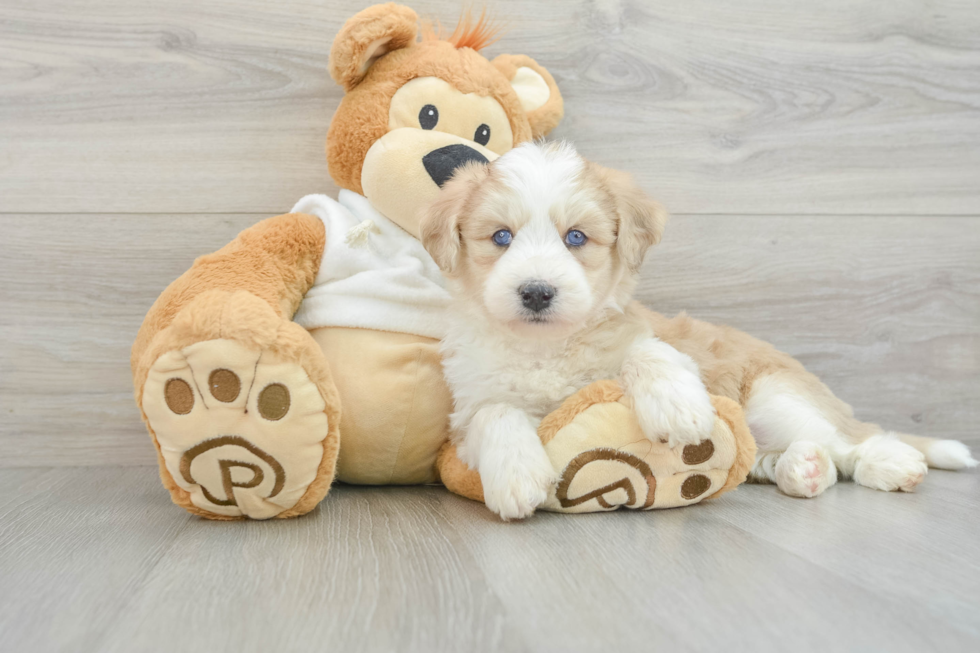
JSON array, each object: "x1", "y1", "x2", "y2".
[
  {"x1": 853, "y1": 435, "x2": 928, "y2": 492},
  {"x1": 775, "y1": 441, "x2": 838, "y2": 498}
]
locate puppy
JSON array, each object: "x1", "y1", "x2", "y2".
[{"x1": 421, "y1": 141, "x2": 977, "y2": 520}]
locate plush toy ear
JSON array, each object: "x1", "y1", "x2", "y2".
[
  {"x1": 419, "y1": 161, "x2": 490, "y2": 274},
  {"x1": 492, "y1": 54, "x2": 564, "y2": 139},
  {"x1": 589, "y1": 163, "x2": 668, "y2": 273},
  {"x1": 329, "y1": 3, "x2": 418, "y2": 91}
]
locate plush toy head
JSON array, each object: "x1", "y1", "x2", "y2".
[{"x1": 325, "y1": 3, "x2": 564, "y2": 236}]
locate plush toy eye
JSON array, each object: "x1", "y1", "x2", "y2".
[
  {"x1": 474, "y1": 124, "x2": 491, "y2": 146},
  {"x1": 565, "y1": 229, "x2": 587, "y2": 247},
  {"x1": 492, "y1": 229, "x2": 512, "y2": 246},
  {"x1": 419, "y1": 104, "x2": 439, "y2": 130}
]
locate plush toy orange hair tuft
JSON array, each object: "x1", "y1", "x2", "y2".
[{"x1": 421, "y1": 7, "x2": 502, "y2": 51}]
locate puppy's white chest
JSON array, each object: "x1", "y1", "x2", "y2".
[
  {"x1": 513, "y1": 359, "x2": 580, "y2": 402},
  {"x1": 440, "y1": 311, "x2": 641, "y2": 430},
  {"x1": 480, "y1": 344, "x2": 616, "y2": 418}
]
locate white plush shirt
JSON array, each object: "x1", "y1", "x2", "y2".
[{"x1": 291, "y1": 190, "x2": 451, "y2": 340}]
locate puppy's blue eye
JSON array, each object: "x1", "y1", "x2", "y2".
[
  {"x1": 492, "y1": 229, "x2": 512, "y2": 246},
  {"x1": 565, "y1": 229, "x2": 587, "y2": 247}
]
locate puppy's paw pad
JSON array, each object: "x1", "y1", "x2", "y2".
[
  {"x1": 775, "y1": 442, "x2": 836, "y2": 498},
  {"x1": 901, "y1": 472, "x2": 925, "y2": 492}
]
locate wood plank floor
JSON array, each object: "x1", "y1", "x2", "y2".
[{"x1": 1, "y1": 467, "x2": 978, "y2": 653}]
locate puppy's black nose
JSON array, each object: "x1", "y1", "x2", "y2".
[
  {"x1": 519, "y1": 282, "x2": 556, "y2": 313},
  {"x1": 423, "y1": 144, "x2": 489, "y2": 188}
]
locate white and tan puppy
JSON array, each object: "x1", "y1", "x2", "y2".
[{"x1": 420, "y1": 141, "x2": 977, "y2": 520}]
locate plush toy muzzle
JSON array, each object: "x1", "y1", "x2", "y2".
[{"x1": 422, "y1": 143, "x2": 490, "y2": 188}]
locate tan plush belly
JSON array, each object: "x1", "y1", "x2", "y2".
[{"x1": 309, "y1": 327, "x2": 451, "y2": 485}]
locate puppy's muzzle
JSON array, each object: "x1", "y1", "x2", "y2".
[
  {"x1": 423, "y1": 144, "x2": 490, "y2": 187},
  {"x1": 519, "y1": 282, "x2": 556, "y2": 314}
]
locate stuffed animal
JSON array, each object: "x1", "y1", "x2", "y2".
[{"x1": 131, "y1": 3, "x2": 756, "y2": 520}]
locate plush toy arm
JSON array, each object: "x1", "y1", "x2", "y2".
[{"x1": 131, "y1": 212, "x2": 326, "y2": 383}]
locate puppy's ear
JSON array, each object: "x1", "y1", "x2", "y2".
[
  {"x1": 420, "y1": 161, "x2": 489, "y2": 274},
  {"x1": 592, "y1": 164, "x2": 668, "y2": 273},
  {"x1": 329, "y1": 4, "x2": 418, "y2": 91}
]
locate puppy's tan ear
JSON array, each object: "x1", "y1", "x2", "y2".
[
  {"x1": 593, "y1": 164, "x2": 668, "y2": 272},
  {"x1": 420, "y1": 162, "x2": 489, "y2": 274},
  {"x1": 329, "y1": 3, "x2": 418, "y2": 91}
]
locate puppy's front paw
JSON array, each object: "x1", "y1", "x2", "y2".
[
  {"x1": 632, "y1": 374, "x2": 716, "y2": 448},
  {"x1": 480, "y1": 456, "x2": 557, "y2": 521},
  {"x1": 454, "y1": 437, "x2": 480, "y2": 470}
]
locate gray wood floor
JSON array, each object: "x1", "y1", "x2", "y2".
[
  {"x1": 1, "y1": 468, "x2": 979, "y2": 652},
  {"x1": 2, "y1": 1, "x2": 979, "y2": 651}
]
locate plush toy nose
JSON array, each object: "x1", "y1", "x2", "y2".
[
  {"x1": 519, "y1": 282, "x2": 556, "y2": 313},
  {"x1": 423, "y1": 144, "x2": 490, "y2": 187}
]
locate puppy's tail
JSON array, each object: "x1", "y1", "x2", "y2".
[{"x1": 896, "y1": 433, "x2": 978, "y2": 470}]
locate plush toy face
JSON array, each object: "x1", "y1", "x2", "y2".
[{"x1": 325, "y1": 4, "x2": 564, "y2": 237}]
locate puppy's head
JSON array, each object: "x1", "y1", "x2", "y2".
[{"x1": 420, "y1": 141, "x2": 667, "y2": 338}]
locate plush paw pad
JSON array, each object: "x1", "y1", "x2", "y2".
[
  {"x1": 537, "y1": 384, "x2": 747, "y2": 513},
  {"x1": 548, "y1": 439, "x2": 730, "y2": 512},
  {"x1": 555, "y1": 450, "x2": 658, "y2": 510},
  {"x1": 437, "y1": 382, "x2": 754, "y2": 514},
  {"x1": 143, "y1": 339, "x2": 329, "y2": 519}
]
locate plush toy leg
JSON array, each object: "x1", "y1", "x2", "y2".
[
  {"x1": 438, "y1": 380, "x2": 757, "y2": 514},
  {"x1": 132, "y1": 214, "x2": 341, "y2": 520}
]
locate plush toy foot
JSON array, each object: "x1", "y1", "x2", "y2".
[
  {"x1": 138, "y1": 290, "x2": 340, "y2": 520},
  {"x1": 438, "y1": 380, "x2": 756, "y2": 513}
]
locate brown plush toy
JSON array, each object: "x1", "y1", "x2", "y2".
[{"x1": 131, "y1": 3, "x2": 755, "y2": 520}]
